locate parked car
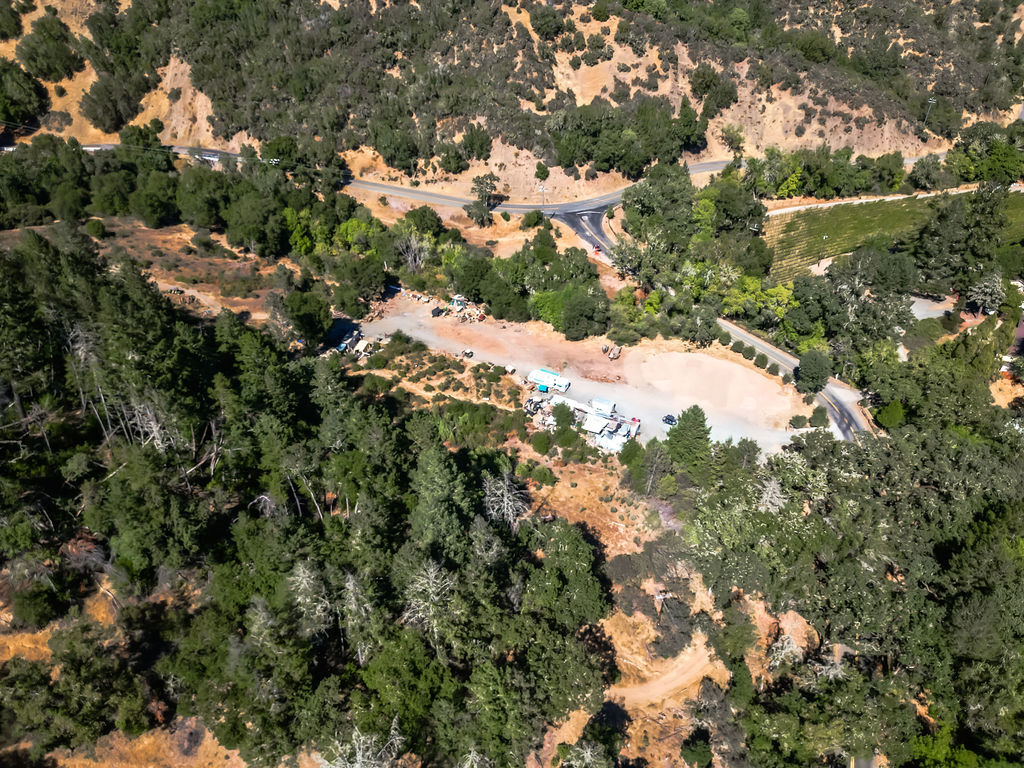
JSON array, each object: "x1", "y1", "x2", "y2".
[
  {"x1": 462, "y1": 349, "x2": 474, "y2": 358},
  {"x1": 662, "y1": 414, "x2": 678, "y2": 426}
]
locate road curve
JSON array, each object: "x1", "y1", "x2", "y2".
[
  {"x1": 717, "y1": 318, "x2": 871, "y2": 441},
  {"x1": 81, "y1": 141, "x2": 878, "y2": 440},
  {"x1": 82, "y1": 142, "x2": 942, "y2": 218}
]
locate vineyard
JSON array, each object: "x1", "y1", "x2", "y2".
[{"x1": 766, "y1": 193, "x2": 1024, "y2": 283}]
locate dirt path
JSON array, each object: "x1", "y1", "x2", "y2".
[{"x1": 607, "y1": 636, "x2": 728, "y2": 709}]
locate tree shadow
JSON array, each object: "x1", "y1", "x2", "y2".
[
  {"x1": 579, "y1": 624, "x2": 619, "y2": 686},
  {"x1": 0, "y1": 749, "x2": 59, "y2": 768}
]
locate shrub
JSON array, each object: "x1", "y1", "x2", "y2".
[
  {"x1": 520, "y1": 209, "x2": 543, "y2": 229},
  {"x1": 717, "y1": 330, "x2": 731, "y2": 345},
  {"x1": 754, "y1": 352, "x2": 768, "y2": 368},
  {"x1": 789, "y1": 414, "x2": 808, "y2": 429},
  {"x1": 809, "y1": 406, "x2": 829, "y2": 427},
  {"x1": 767, "y1": 362, "x2": 780, "y2": 376},
  {"x1": 84, "y1": 219, "x2": 106, "y2": 238},
  {"x1": 730, "y1": 340, "x2": 747, "y2": 355},
  {"x1": 741, "y1": 346, "x2": 756, "y2": 360},
  {"x1": 531, "y1": 464, "x2": 556, "y2": 485},
  {"x1": 531, "y1": 430, "x2": 552, "y2": 455}
]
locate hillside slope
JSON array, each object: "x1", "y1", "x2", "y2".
[{"x1": 0, "y1": 0, "x2": 1019, "y2": 186}]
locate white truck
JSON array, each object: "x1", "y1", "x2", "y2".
[{"x1": 527, "y1": 368, "x2": 571, "y2": 393}]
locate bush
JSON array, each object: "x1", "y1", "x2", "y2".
[
  {"x1": 789, "y1": 414, "x2": 808, "y2": 429},
  {"x1": 767, "y1": 362, "x2": 780, "y2": 376},
  {"x1": 741, "y1": 345, "x2": 756, "y2": 360},
  {"x1": 754, "y1": 352, "x2": 768, "y2": 368},
  {"x1": 809, "y1": 406, "x2": 828, "y2": 427},
  {"x1": 717, "y1": 330, "x2": 731, "y2": 346},
  {"x1": 520, "y1": 209, "x2": 543, "y2": 229},
  {"x1": 730, "y1": 340, "x2": 747, "y2": 355},
  {"x1": 531, "y1": 464, "x2": 557, "y2": 485},
  {"x1": 84, "y1": 219, "x2": 106, "y2": 238},
  {"x1": 531, "y1": 430, "x2": 552, "y2": 455}
]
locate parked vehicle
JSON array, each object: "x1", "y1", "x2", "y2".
[
  {"x1": 462, "y1": 349, "x2": 474, "y2": 358},
  {"x1": 662, "y1": 414, "x2": 678, "y2": 426},
  {"x1": 527, "y1": 368, "x2": 570, "y2": 392}
]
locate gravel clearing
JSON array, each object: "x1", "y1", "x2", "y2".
[{"x1": 362, "y1": 295, "x2": 811, "y2": 452}]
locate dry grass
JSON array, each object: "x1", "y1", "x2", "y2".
[{"x1": 992, "y1": 375, "x2": 1024, "y2": 408}]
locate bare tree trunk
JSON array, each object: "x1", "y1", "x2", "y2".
[{"x1": 4, "y1": 377, "x2": 25, "y2": 421}]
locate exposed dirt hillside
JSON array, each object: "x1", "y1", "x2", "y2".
[{"x1": 8, "y1": 0, "x2": 970, "y2": 205}]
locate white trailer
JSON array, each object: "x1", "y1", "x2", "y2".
[
  {"x1": 591, "y1": 397, "x2": 616, "y2": 417},
  {"x1": 527, "y1": 368, "x2": 571, "y2": 392}
]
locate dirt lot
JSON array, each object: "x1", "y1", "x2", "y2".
[{"x1": 364, "y1": 294, "x2": 812, "y2": 451}]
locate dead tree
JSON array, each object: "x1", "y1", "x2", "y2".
[
  {"x1": 342, "y1": 572, "x2": 375, "y2": 666},
  {"x1": 316, "y1": 718, "x2": 404, "y2": 768},
  {"x1": 288, "y1": 560, "x2": 334, "y2": 637},
  {"x1": 458, "y1": 750, "x2": 494, "y2": 768},
  {"x1": 401, "y1": 560, "x2": 456, "y2": 652},
  {"x1": 563, "y1": 741, "x2": 612, "y2": 768},
  {"x1": 395, "y1": 232, "x2": 430, "y2": 273},
  {"x1": 757, "y1": 475, "x2": 787, "y2": 515},
  {"x1": 482, "y1": 471, "x2": 529, "y2": 533}
]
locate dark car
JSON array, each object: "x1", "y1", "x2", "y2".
[{"x1": 662, "y1": 414, "x2": 677, "y2": 426}]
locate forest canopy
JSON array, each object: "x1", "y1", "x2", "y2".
[{"x1": 0, "y1": 225, "x2": 612, "y2": 767}]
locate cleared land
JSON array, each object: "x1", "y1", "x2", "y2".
[{"x1": 363, "y1": 294, "x2": 812, "y2": 451}]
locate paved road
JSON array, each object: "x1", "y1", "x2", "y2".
[
  {"x1": 81, "y1": 141, "x2": 882, "y2": 440},
  {"x1": 717, "y1": 318, "x2": 870, "y2": 441}
]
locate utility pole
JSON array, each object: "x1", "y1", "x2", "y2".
[
  {"x1": 924, "y1": 96, "x2": 937, "y2": 128},
  {"x1": 539, "y1": 184, "x2": 546, "y2": 220}
]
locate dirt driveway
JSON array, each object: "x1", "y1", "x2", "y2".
[{"x1": 362, "y1": 295, "x2": 809, "y2": 451}]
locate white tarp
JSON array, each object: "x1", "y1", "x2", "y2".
[
  {"x1": 596, "y1": 432, "x2": 630, "y2": 452},
  {"x1": 582, "y1": 414, "x2": 611, "y2": 433}
]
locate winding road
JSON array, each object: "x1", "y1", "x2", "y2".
[
  {"x1": 717, "y1": 319, "x2": 870, "y2": 441},
  {"x1": 81, "y1": 141, "x2": 876, "y2": 439}
]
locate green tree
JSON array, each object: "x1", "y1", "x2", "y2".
[
  {"x1": 461, "y1": 124, "x2": 492, "y2": 161},
  {"x1": 795, "y1": 349, "x2": 832, "y2": 393},
  {"x1": 282, "y1": 287, "x2": 332, "y2": 343},
  {"x1": 464, "y1": 173, "x2": 499, "y2": 227},
  {"x1": 16, "y1": 10, "x2": 83, "y2": 82},
  {"x1": 0, "y1": 57, "x2": 48, "y2": 126},
  {"x1": 129, "y1": 171, "x2": 179, "y2": 227},
  {"x1": 665, "y1": 405, "x2": 711, "y2": 474},
  {"x1": 0, "y1": 1, "x2": 20, "y2": 40}
]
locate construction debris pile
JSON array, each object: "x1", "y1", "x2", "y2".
[{"x1": 525, "y1": 392, "x2": 640, "y2": 453}]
